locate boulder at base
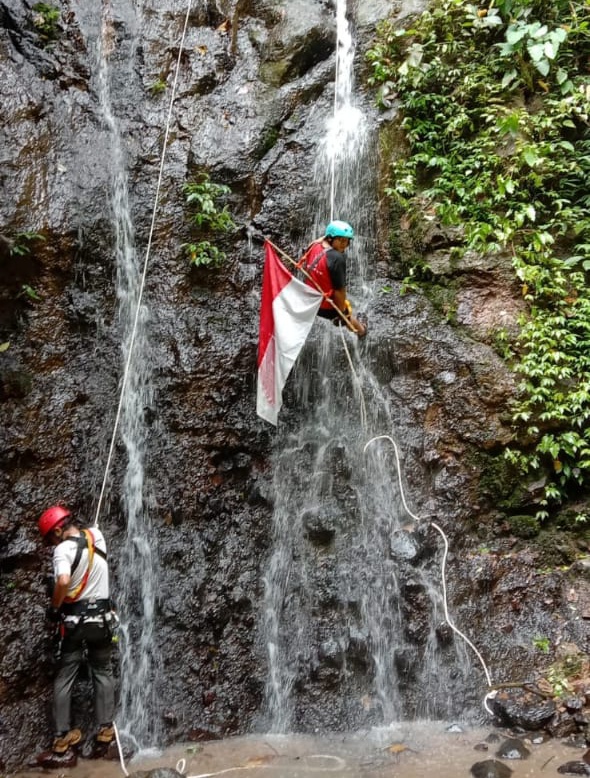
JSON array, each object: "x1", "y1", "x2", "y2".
[{"x1": 471, "y1": 759, "x2": 513, "y2": 778}]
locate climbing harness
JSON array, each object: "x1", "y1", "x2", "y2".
[{"x1": 363, "y1": 434, "x2": 496, "y2": 715}]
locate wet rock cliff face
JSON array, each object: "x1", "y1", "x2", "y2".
[{"x1": 1, "y1": 0, "x2": 588, "y2": 771}]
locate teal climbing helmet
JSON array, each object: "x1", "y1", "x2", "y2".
[{"x1": 325, "y1": 220, "x2": 354, "y2": 240}]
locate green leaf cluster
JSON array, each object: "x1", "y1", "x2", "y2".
[
  {"x1": 149, "y1": 78, "x2": 167, "y2": 96},
  {"x1": 182, "y1": 174, "x2": 235, "y2": 267},
  {"x1": 32, "y1": 3, "x2": 60, "y2": 41},
  {"x1": 10, "y1": 231, "x2": 45, "y2": 256},
  {"x1": 366, "y1": 0, "x2": 590, "y2": 512}
]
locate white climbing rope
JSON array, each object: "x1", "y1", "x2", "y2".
[
  {"x1": 113, "y1": 721, "x2": 130, "y2": 777},
  {"x1": 339, "y1": 325, "x2": 367, "y2": 430},
  {"x1": 91, "y1": 0, "x2": 194, "y2": 770},
  {"x1": 184, "y1": 753, "x2": 347, "y2": 777},
  {"x1": 363, "y1": 434, "x2": 496, "y2": 715},
  {"x1": 93, "y1": 0, "x2": 194, "y2": 528}
]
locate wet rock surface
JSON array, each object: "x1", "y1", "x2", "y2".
[
  {"x1": 471, "y1": 760, "x2": 513, "y2": 778},
  {"x1": 12, "y1": 727, "x2": 588, "y2": 778},
  {"x1": 495, "y1": 738, "x2": 530, "y2": 760},
  {"x1": 1, "y1": 0, "x2": 589, "y2": 772}
]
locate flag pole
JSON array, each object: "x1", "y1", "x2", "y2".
[{"x1": 264, "y1": 237, "x2": 357, "y2": 333}]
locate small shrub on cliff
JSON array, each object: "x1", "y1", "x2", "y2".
[
  {"x1": 149, "y1": 78, "x2": 167, "y2": 96},
  {"x1": 182, "y1": 174, "x2": 235, "y2": 267},
  {"x1": 366, "y1": 0, "x2": 590, "y2": 515},
  {"x1": 9, "y1": 231, "x2": 45, "y2": 256},
  {"x1": 32, "y1": 3, "x2": 60, "y2": 42}
]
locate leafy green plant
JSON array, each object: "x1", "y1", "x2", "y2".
[
  {"x1": 546, "y1": 665, "x2": 573, "y2": 697},
  {"x1": 181, "y1": 241, "x2": 224, "y2": 268},
  {"x1": 366, "y1": 0, "x2": 590, "y2": 514},
  {"x1": 32, "y1": 3, "x2": 60, "y2": 41},
  {"x1": 498, "y1": 15, "x2": 569, "y2": 90},
  {"x1": 10, "y1": 231, "x2": 45, "y2": 256},
  {"x1": 18, "y1": 285, "x2": 41, "y2": 302},
  {"x1": 532, "y1": 635, "x2": 550, "y2": 653},
  {"x1": 544, "y1": 652, "x2": 583, "y2": 698},
  {"x1": 149, "y1": 78, "x2": 167, "y2": 95},
  {"x1": 182, "y1": 174, "x2": 235, "y2": 267},
  {"x1": 183, "y1": 177, "x2": 234, "y2": 232}
]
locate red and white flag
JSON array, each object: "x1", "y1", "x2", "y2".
[{"x1": 257, "y1": 241, "x2": 323, "y2": 425}]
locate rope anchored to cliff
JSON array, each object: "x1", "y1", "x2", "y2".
[{"x1": 363, "y1": 435, "x2": 496, "y2": 715}]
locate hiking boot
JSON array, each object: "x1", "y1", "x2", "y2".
[
  {"x1": 89, "y1": 724, "x2": 116, "y2": 760},
  {"x1": 52, "y1": 728, "x2": 82, "y2": 754},
  {"x1": 96, "y1": 724, "x2": 115, "y2": 744}
]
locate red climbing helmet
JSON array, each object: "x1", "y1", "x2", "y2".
[{"x1": 38, "y1": 505, "x2": 71, "y2": 538}]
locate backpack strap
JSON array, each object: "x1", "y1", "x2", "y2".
[{"x1": 64, "y1": 529, "x2": 106, "y2": 603}]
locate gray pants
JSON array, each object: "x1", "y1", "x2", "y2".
[{"x1": 53, "y1": 621, "x2": 115, "y2": 734}]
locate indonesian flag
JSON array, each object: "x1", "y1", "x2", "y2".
[{"x1": 257, "y1": 242, "x2": 323, "y2": 425}]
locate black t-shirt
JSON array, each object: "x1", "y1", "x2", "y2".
[{"x1": 325, "y1": 248, "x2": 346, "y2": 290}]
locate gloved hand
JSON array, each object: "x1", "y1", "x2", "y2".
[
  {"x1": 46, "y1": 606, "x2": 61, "y2": 623},
  {"x1": 343, "y1": 299, "x2": 353, "y2": 317}
]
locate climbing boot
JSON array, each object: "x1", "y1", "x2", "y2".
[
  {"x1": 89, "y1": 723, "x2": 116, "y2": 759},
  {"x1": 52, "y1": 728, "x2": 82, "y2": 754},
  {"x1": 96, "y1": 724, "x2": 115, "y2": 745}
]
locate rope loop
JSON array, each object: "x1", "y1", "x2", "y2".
[{"x1": 363, "y1": 435, "x2": 495, "y2": 712}]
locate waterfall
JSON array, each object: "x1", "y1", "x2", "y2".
[
  {"x1": 96, "y1": 0, "x2": 160, "y2": 749},
  {"x1": 262, "y1": 0, "x2": 474, "y2": 731}
]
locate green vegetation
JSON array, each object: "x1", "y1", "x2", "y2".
[
  {"x1": 32, "y1": 3, "x2": 60, "y2": 41},
  {"x1": 532, "y1": 635, "x2": 550, "y2": 653},
  {"x1": 255, "y1": 125, "x2": 280, "y2": 160},
  {"x1": 508, "y1": 514, "x2": 540, "y2": 538},
  {"x1": 18, "y1": 285, "x2": 41, "y2": 302},
  {"x1": 366, "y1": 0, "x2": 590, "y2": 518},
  {"x1": 149, "y1": 78, "x2": 167, "y2": 96},
  {"x1": 544, "y1": 651, "x2": 584, "y2": 697},
  {"x1": 10, "y1": 231, "x2": 45, "y2": 256},
  {"x1": 182, "y1": 174, "x2": 235, "y2": 267}
]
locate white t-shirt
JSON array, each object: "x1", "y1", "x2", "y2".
[{"x1": 53, "y1": 527, "x2": 109, "y2": 602}]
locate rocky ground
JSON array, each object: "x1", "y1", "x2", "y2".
[{"x1": 9, "y1": 725, "x2": 590, "y2": 778}]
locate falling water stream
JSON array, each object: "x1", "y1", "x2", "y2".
[
  {"x1": 96, "y1": 0, "x2": 160, "y2": 749},
  {"x1": 262, "y1": 0, "x2": 474, "y2": 732}
]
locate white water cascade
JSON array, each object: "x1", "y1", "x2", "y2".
[
  {"x1": 262, "y1": 0, "x2": 474, "y2": 732},
  {"x1": 96, "y1": 0, "x2": 160, "y2": 749}
]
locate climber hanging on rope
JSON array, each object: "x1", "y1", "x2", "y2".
[{"x1": 299, "y1": 220, "x2": 367, "y2": 338}]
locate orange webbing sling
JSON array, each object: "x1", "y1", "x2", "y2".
[{"x1": 63, "y1": 529, "x2": 106, "y2": 603}]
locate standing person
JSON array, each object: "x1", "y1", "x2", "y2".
[
  {"x1": 37, "y1": 505, "x2": 117, "y2": 764},
  {"x1": 300, "y1": 220, "x2": 367, "y2": 337}
]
